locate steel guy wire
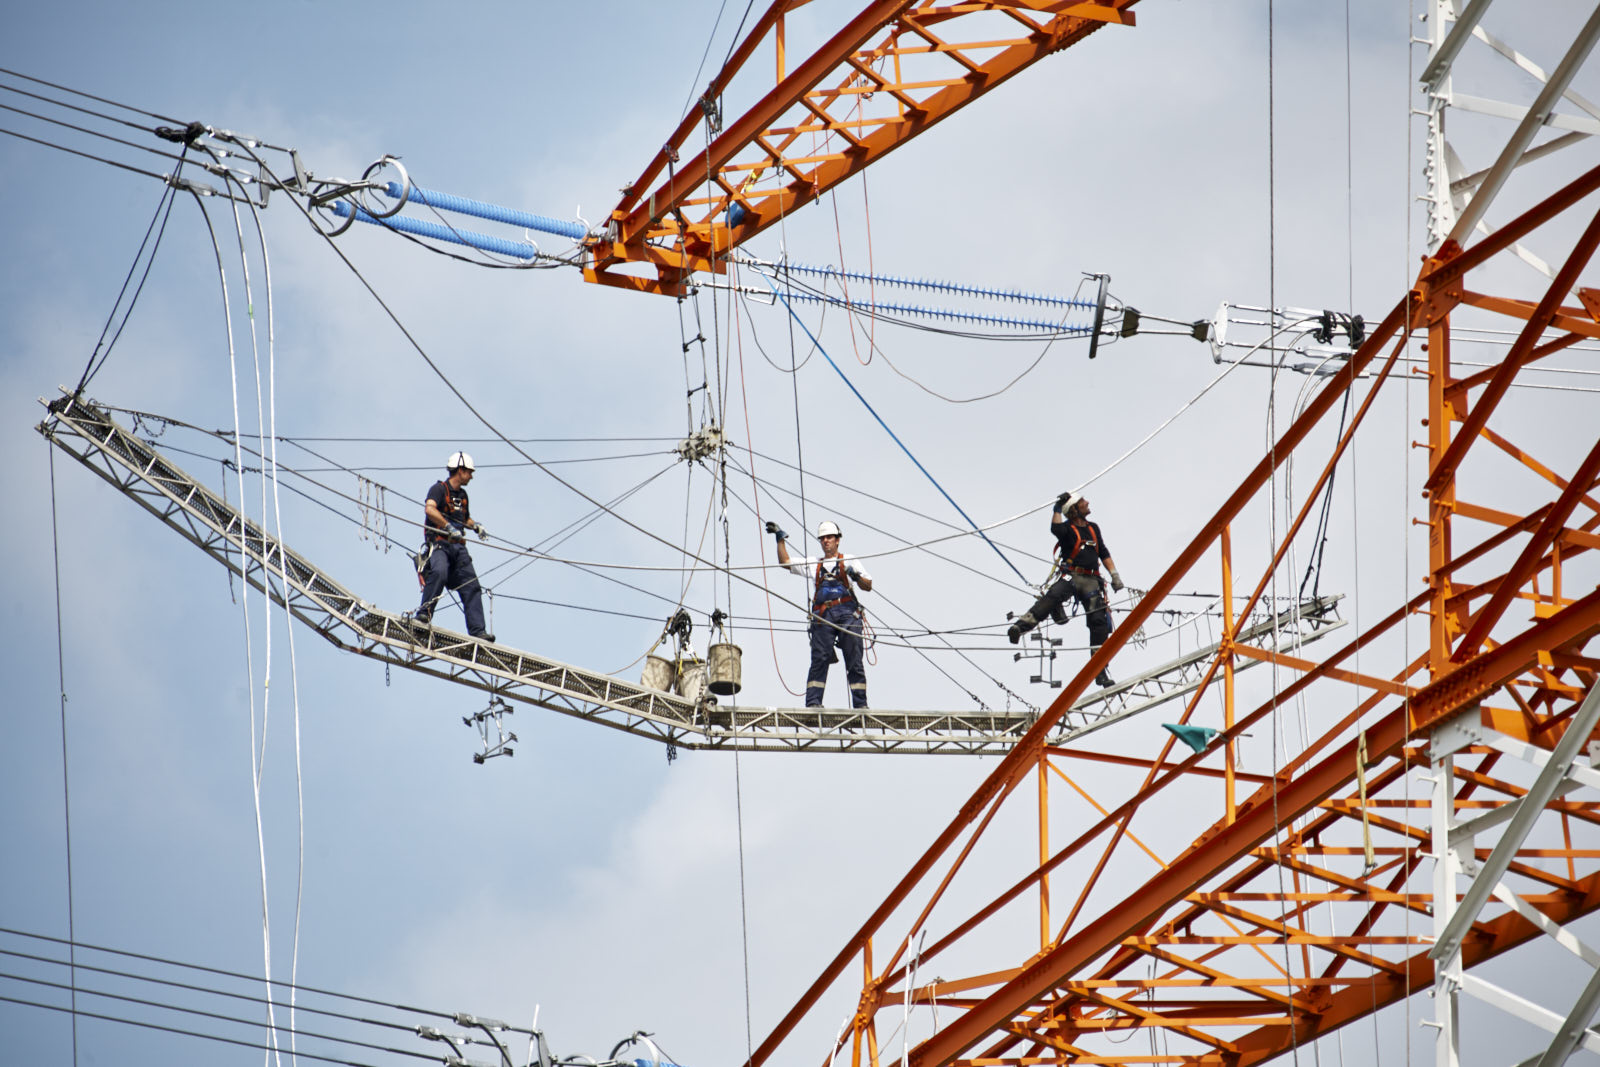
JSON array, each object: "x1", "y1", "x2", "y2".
[
  {"x1": 0, "y1": 994, "x2": 413, "y2": 1067},
  {"x1": 0, "y1": 969, "x2": 435, "y2": 1063},
  {"x1": 0, "y1": 928, "x2": 468, "y2": 1021},
  {"x1": 0, "y1": 97, "x2": 187, "y2": 163},
  {"x1": 0, "y1": 66, "x2": 184, "y2": 123},
  {"x1": 0, "y1": 123, "x2": 170, "y2": 183},
  {"x1": 0, "y1": 945, "x2": 417, "y2": 1039},
  {"x1": 46, "y1": 446, "x2": 80, "y2": 1067}
]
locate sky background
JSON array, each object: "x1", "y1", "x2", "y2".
[{"x1": 3, "y1": 2, "x2": 1599, "y2": 1066}]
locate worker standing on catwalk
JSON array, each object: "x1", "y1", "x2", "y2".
[
  {"x1": 1007, "y1": 491, "x2": 1124, "y2": 687},
  {"x1": 769, "y1": 519, "x2": 873, "y2": 708},
  {"x1": 416, "y1": 451, "x2": 494, "y2": 642}
]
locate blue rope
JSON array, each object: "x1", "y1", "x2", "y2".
[
  {"x1": 758, "y1": 272, "x2": 1032, "y2": 587},
  {"x1": 332, "y1": 202, "x2": 540, "y2": 260},
  {"x1": 380, "y1": 182, "x2": 587, "y2": 240}
]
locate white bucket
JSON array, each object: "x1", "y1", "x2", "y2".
[
  {"x1": 641, "y1": 653, "x2": 676, "y2": 692},
  {"x1": 708, "y1": 642, "x2": 742, "y2": 696},
  {"x1": 675, "y1": 658, "x2": 708, "y2": 702}
]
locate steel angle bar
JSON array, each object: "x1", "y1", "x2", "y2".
[
  {"x1": 1432, "y1": 683, "x2": 1600, "y2": 963},
  {"x1": 1447, "y1": 94, "x2": 1600, "y2": 135},
  {"x1": 1420, "y1": 0, "x2": 1498, "y2": 85},
  {"x1": 1533, "y1": 963, "x2": 1600, "y2": 1067},
  {"x1": 1050, "y1": 595, "x2": 1345, "y2": 746},
  {"x1": 1491, "y1": 882, "x2": 1600, "y2": 967},
  {"x1": 1446, "y1": 4, "x2": 1600, "y2": 245},
  {"x1": 1461, "y1": 972, "x2": 1600, "y2": 1056}
]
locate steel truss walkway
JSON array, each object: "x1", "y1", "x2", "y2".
[{"x1": 37, "y1": 393, "x2": 1342, "y2": 756}]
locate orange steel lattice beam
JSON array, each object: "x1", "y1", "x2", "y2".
[
  {"x1": 744, "y1": 164, "x2": 1600, "y2": 1067},
  {"x1": 582, "y1": 1, "x2": 1138, "y2": 295}
]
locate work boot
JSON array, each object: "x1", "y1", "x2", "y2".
[
  {"x1": 472, "y1": 631, "x2": 496, "y2": 643},
  {"x1": 1096, "y1": 668, "x2": 1115, "y2": 688},
  {"x1": 1007, "y1": 624, "x2": 1022, "y2": 645}
]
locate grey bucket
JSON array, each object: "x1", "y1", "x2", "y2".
[
  {"x1": 708, "y1": 642, "x2": 742, "y2": 696},
  {"x1": 641, "y1": 653, "x2": 676, "y2": 692}
]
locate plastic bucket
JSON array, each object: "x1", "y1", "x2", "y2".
[
  {"x1": 641, "y1": 653, "x2": 676, "y2": 692},
  {"x1": 707, "y1": 642, "x2": 742, "y2": 696}
]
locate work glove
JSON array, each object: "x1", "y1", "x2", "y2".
[
  {"x1": 845, "y1": 565, "x2": 861, "y2": 581},
  {"x1": 1055, "y1": 492, "x2": 1071, "y2": 512},
  {"x1": 473, "y1": 522, "x2": 488, "y2": 541},
  {"x1": 765, "y1": 520, "x2": 788, "y2": 541},
  {"x1": 1109, "y1": 570, "x2": 1125, "y2": 593},
  {"x1": 447, "y1": 525, "x2": 467, "y2": 544}
]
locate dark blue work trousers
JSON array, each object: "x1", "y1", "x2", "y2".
[
  {"x1": 417, "y1": 541, "x2": 487, "y2": 636},
  {"x1": 807, "y1": 603, "x2": 867, "y2": 708}
]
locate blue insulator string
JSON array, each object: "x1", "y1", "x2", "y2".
[
  {"x1": 332, "y1": 201, "x2": 540, "y2": 260},
  {"x1": 765, "y1": 259, "x2": 1095, "y2": 309},
  {"x1": 777, "y1": 288, "x2": 1094, "y2": 334},
  {"x1": 380, "y1": 182, "x2": 587, "y2": 240},
  {"x1": 757, "y1": 271, "x2": 1033, "y2": 587}
]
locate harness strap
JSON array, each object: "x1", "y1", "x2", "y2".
[{"x1": 813, "y1": 557, "x2": 858, "y2": 612}]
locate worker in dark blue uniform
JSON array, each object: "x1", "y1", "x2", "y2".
[
  {"x1": 771, "y1": 519, "x2": 873, "y2": 708},
  {"x1": 1007, "y1": 491, "x2": 1124, "y2": 687},
  {"x1": 416, "y1": 451, "x2": 494, "y2": 642}
]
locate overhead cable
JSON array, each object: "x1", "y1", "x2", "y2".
[
  {"x1": 759, "y1": 271, "x2": 1034, "y2": 586},
  {"x1": 0, "y1": 65, "x2": 184, "y2": 124}
]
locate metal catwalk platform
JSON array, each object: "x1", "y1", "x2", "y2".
[{"x1": 38, "y1": 394, "x2": 1342, "y2": 754}]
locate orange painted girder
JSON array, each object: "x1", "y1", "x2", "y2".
[{"x1": 585, "y1": 1, "x2": 1140, "y2": 294}]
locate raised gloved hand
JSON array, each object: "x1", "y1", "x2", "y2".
[
  {"x1": 1055, "y1": 492, "x2": 1072, "y2": 512},
  {"x1": 765, "y1": 520, "x2": 788, "y2": 541},
  {"x1": 1109, "y1": 570, "x2": 1125, "y2": 593}
]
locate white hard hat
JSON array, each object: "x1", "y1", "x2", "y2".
[
  {"x1": 1062, "y1": 492, "x2": 1083, "y2": 514},
  {"x1": 816, "y1": 520, "x2": 842, "y2": 539},
  {"x1": 447, "y1": 451, "x2": 476, "y2": 472}
]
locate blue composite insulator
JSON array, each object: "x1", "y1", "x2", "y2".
[
  {"x1": 381, "y1": 181, "x2": 587, "y2": 240},
  {"x1": 332, "y1": 201, "x2": 540, "y2": 260}
]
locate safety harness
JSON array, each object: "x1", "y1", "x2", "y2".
[
  {"x1": 1055, "y1": 522, "x2": 1102, "y2": 578},
  {"x1": 813, "y1": 556, "x2": 860, "y2": 615},
  {"x1": 425, "y1": 480, "x2": 471, "y2": 544}
]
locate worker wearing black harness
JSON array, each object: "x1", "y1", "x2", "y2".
[
  {"x1": 1007, "y1": 491, "x2": 1124, "y2": 687},
  {"x1": 416, "y1": 451, "x2": 493, "y2": 642},
  {"x1": 771, "y1": 519, "x2": 873, "y2": 708}
]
